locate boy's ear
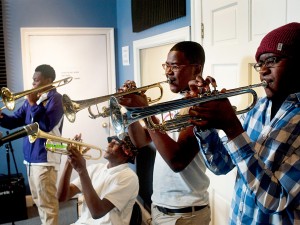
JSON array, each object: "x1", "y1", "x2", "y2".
[
  {"x1": 47, "y1": 77, "x2": 53, "y2": 83},
  {"x1": 122, "y1": 146, "x2": 134, "y2": 157},
  {"x1": 195, "y1": 64, "x2": 202, "y2": 75}
]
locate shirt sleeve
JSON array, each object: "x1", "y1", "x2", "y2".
[
  {"x1": 227, "y1": 131, "x2": 300, "y2": 213},
  {"x1": 103, "y1": 171, "x2": 139, "y2": 211},
  {"x1": 194, "y1": 127, "x2": 235, "y2": 175},
  {"x1": 0, "y1": 102, "x2": 27, "y2": 129},
  {"x1": 31, "y1": 92, "x2": 64, "y2": 132}
]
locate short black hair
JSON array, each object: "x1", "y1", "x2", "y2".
[
  {"x1": 35, "y1": 64, "x2": 56, "y2": 82},
  {"x1": 170, "y1": 41, "x2": 205, "y2": 70}
]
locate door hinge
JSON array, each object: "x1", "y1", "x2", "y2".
[{"x1": 201, "y1": 23, "x2": 204, "y2": 39}]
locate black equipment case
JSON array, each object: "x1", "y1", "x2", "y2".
[{"x1": 0, "y1": 173, "x2": 28, "y2": 223}]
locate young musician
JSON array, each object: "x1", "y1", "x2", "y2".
[
  {"x1": 118, "y1": 41, "x2": 211, "y2": 225},
  {"x1": 189, "y1": 22, "x2": 300, "y2": 224},
  {"x1": 57, "y1": 134, "x2": 139, "y2": 225},
  {"x1": 0, "y1": 64, "x2": 64, "y2": 225}
]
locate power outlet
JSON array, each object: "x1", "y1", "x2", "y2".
[{"x1": 26, "y1": 195, "x2": 34, "y2": 207}]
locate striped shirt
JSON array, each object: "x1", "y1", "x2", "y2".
[{"x1": 194, "y1": 92, "x2": 300, "y2": 225}]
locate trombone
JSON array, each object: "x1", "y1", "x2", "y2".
[
  {"x1": 0, "y1": 77, "x2": 73, "y2": 111},
  {"x1": 28, "y1": 124, "x2": 104, "y2": 160},
  {"x1": 109, "y1": 81, "x2": 268, "y2": 138},
  {"x1": 62, "y1": 80, "x2": 168, "y2": 123}
]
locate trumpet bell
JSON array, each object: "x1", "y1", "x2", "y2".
[
  {"x1": 45, "y1": 139, "x2": 102, "y2": 160},
  {"x1": 29, "y1": 125, "x2": 104, "y2": 160},
  {"x1": 110, "y1": 96, "x2": 126, "y2": 138}
]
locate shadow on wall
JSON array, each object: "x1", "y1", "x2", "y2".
[{"x1": 136, "y1": 143, "x2": 156, "y2": 213}]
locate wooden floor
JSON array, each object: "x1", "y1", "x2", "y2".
[{"x1": 1, "y1": 199, "x2": 78, "y2": 225}]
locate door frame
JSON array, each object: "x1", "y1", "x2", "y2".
[
  {"x1": 133, "y1": 26, "x2": 190, "y2": 86},
  {"x1": 191, "y1": 0, "x2": 203, "y2": 43}
]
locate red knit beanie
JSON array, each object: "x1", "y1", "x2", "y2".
[{"x1": 255, "y1": 22, "x2": 300, "y2": 61}]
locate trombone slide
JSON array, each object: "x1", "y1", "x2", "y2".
[{"x1": 0, "y1": 77, "x2": 73, "y2": 111}]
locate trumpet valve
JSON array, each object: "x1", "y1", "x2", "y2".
[
  {"x1": 101, "y1": 106, "x2": 110, "y2": 117},
  {"x1": 81, "y1": 147, "x2": 91, "y2": 154}
]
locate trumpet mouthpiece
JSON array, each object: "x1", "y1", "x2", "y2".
[{"x1": 261, "y1": 80, "x2": 268, "y2": 87}]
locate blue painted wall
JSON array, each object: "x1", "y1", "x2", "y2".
[
  {"x1": 0, "y1": 0, "x2": 191, "y2": 193},
  {"x1": 116, "y1": 0, "x2": 191, "y2": 85}
]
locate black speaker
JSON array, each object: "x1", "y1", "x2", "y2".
[{"x1": 0, "y1": 173, "x2": 28, "y2": 223}]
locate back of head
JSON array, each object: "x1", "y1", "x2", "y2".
[
  {"x1": 170, "y1": 41, "x2": 205, "y2": 67},
  {"x1": 255, "y1": 22, "x2": 300, "y2": 61},
  {"x1": 35, "y1": 64, "x2": 56, "y2": 82}
]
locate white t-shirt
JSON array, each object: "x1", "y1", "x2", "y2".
[
  {"x1": 152, "y1": 93, "x2": 210, "y2": 208},
  {"x1": 72, "y1": 162, "x2": 139, "y2": 225}
]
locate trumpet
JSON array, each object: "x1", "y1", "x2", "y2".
[
  {"x1": 0, "y1": 77, "x2": 73, "y2": 111},
  {"x1": 110, "y1": 81, "x2": 268, "y2": 137},
  {"x1": 28, "y1": 125, "x2": 104, "y2": 160},
  {"x1": 62, "y1": 80, "x2": 168, "y2": 123}
]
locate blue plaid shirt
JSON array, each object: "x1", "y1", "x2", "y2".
[{"x1": 194, "y1": 92, "x2": 300, "y2": 225}]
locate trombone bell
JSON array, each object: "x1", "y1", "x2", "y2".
[
  {"x1": 62, "y1": 80, "x2": 167, "y2": 122},
  {"x1": 1, "y1": 87, "x2": 15, "y2": 111}
]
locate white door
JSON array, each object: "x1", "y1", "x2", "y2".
[
  {"x1": 21, "y1": 27, "x2": 116, "y2": 182},
  {"x1": 192, "y1": 0, "x2": 300, "y2": 224}
]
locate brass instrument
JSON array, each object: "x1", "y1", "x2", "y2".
[
  {"x1": 0, "y1": 77, "x2": 73, "y2": 111},
  {"x1": 110, "y1": 81, "x2": 268, "y2": 138},
  {"x1": 28, "y1": 125, "x2": 104, "y2": 160},
  {"x1": 62, "y1": 80, "x2": 168, "y2": 123}
]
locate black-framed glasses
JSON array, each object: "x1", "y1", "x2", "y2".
[
  {"x1": 162, "y1": 63, "x2": 198, "y2": 73},
  {"x1": 253, "y1": 56, "x2": 286, "y2": 72}
]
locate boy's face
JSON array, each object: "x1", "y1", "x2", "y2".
[
  {"x1": 258, "y1": 53, "x2": 298, "y2": 99},
  {"x1": 104, "y1": 138, "x2": 131, "y2": 162},
  {"x1": 164, "y1": 51, "x2": 200, "y2": 93},
  {"x1": 32, "y1": 72, "x2": 51, "y2": 89}
]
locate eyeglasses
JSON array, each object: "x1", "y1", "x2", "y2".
[
  {"x1": 253, "y1": 56, "x2": 286, "y2": 72},
  {"x1": 162, "y1": 64, "x2": 198, "y2": 73}
]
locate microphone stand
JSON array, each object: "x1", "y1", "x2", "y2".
[{"x1": 4, "y1": 130, "x2": 20, "y2": 225}]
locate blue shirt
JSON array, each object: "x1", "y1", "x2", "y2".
[
  {"x1": 0, "y1": 89, "x2": 64, "y2": 164},
  {"x1": 194, "y1": 93, "x2": 300, "y2": 225}
]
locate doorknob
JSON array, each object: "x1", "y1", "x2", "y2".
[{"x1": 102, "y1": 122, "x2": 108, "y2": 128}]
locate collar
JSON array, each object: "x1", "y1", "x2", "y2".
[
  {"x1": 104, "y1": 162, "x2": 129, "y2": 174},
  {"x1": 36, "y1": 89, "x2": 57, "y2": 105},
  {"x1": 287, "y1": 92, "x2": 300, "y2": 107},
  {"x1": 36, "y1": 92, "x2": 48, "y2": 105}
]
